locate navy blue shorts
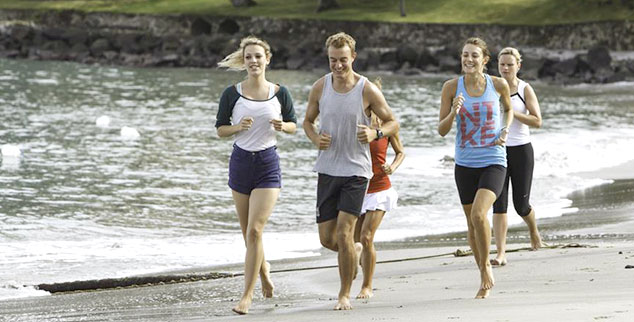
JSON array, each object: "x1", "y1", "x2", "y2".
[
  {"x1": 454, "y1": 164, "x2": 506, "y2": 205},
  {"x1": 229, "y1": 144, "x2": 281, "y2": 195}
]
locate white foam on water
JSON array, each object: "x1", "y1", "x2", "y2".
[
  {"x1": 96, "y1": 115, "x2": 111, "y2": 128},
  {"x1": 120, "y1": 126, "x2": 140, "y2": 140}
]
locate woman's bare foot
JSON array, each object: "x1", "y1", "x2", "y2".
[
  {"x1": 260, "y1": 261, "x2": 274, "y2": 298},
  {"x1": 232, "y1": 296, "x2": 252, "y2": 315},
  {"x1": 475, "y1": 288, "x2": 490, "y2": 299},
  {"x1": 490, "y1": 257, "x2": 507, "y2": 266},
  {"x1": 529, "y1": 232, "x2": 544, "y2": 250},
  {"x1": 334, "y1": 296, "x2": 353, "y2": 310},
  {"x1": 356, "y1": 287, "x2": 373, "y2": 299}
]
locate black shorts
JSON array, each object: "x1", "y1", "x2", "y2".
[
  {"x1": 316, "y1": 173, "x2": 369, "y2": 223},
  {"x1": 228, "y1": 144, "x2": 281, "y2": 195},
  {"x1": 493, "y1": 143, "x2": 534, "y2": 216},
  {"x1": 454, "y1": 164, "x2": 506, "y2": 205}
]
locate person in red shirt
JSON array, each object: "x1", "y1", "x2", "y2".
[{"x1": 354, "y1": 79, "x2": 405, "y2": 299}]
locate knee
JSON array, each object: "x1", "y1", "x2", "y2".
[
  {"x1": 246, "y1": 226, "x2": 263, "y2": 243},
  {"x1": 515, "y1": 204, "x2": 532, "y2": 217},
  {"x1": 320, "y1": 236, "x2": 337, "y2": 250},
  {"x1": 360, "y1": 231, "x2": 374, "y2": 248},
  {"x1": 470, "y1": 210, "x2": 487, "y2": 225},
  {"x1": 336, "y1": 229, "x2": 352, "y2": 244}
]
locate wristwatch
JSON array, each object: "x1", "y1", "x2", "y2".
[{"x1": 375, "y1": 129, "x2": 384, "y2": 140}]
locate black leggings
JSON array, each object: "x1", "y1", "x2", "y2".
[{"x1": 493, "y1": 143, "x2": 534, "y2": 216}]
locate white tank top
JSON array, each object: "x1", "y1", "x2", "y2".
[
  {"x1": 507, "y1": 79, "x2": 531, "y2": 147},
  {"x1": 232, "y1": 83, "x2": 280, "y2": 151}
]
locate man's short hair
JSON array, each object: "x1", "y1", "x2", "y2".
[{"x1": 325, "y1": 32, "x2": 356, "y2": 54}]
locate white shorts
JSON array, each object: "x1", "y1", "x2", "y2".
[{"x1": 361, "y1": 186, "x2": 398, "y2": 214}]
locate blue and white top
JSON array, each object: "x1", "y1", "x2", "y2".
[
  {"x1": 215, "y1": 83, "x2": 296, "y2": 152},
  {"x1": 454, "y1": 74, "x2": 506, "y2": 168}
]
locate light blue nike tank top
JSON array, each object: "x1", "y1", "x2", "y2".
[{"x1": 454, "y1": 74, "x2": 507, "y2": 168}]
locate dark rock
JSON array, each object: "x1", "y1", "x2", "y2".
[
  {"x1": 605, "y1": 70, "x2": 628, "y2": 83},
  {"x1": 162, "y1": 35, "x2": 181, "y2": 53},
  {"x1": 538, "y1": 58, "x2": 557, "y2": 78},
  {"x1": 61, "y1": 29, "x2": 89, "y2": 46},
  {"x1": 552, "y1": 57, "x2": 578, "y2": 77},
  {"x1": 115, "y1": 33, "x2": 142, "y2": 54},
  {"x1": 9, "y1": 24, "x2": 33, "y2": 40},
  {"x1": 519, "y1": 57, "x2": 545, "y2": 80},
  {"x1": 42, "y1": 40, "x2": 69, "y2": 53},
  {"x1": 190, "y1": 17, "x2": 212, "y2": 36},
  {"x1": 42, "y1": 27, "x2": 67, "y2": 41},
  {"x1": 90, "y1": 38, "x2": 112, "y2": 57},
  {"x1": 380, "y1": 50, "x2": 398, "y2": 63},
  {"x1": 587, "y1": 46, "x2": 612, "y2": 71},
  {"x1": 396, "y1": 44, "x2": 418, "y2": 66},
  {"x1": 416, "y1": 48, "x2": 437, "y2": 69},
  {"x1": 218, "y1": 19, "x2": 240, "y2": 35}
]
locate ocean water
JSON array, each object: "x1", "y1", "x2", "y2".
[{"x1": 1, "y1": 58, "x2": 633, "y2": 300}]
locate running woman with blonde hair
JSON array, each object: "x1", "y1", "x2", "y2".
[
  {"x1": 216, "y1": 36, "x2": 297, "y2": 315},
  {"x1": 438, "y1": 37, "x2": 513, "y2": 299},
  {"x1": 491, "y1": 47, "x2": 544, "y2": 266}
]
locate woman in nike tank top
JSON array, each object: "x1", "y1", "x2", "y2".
[
  {"x1": 491, "y1": 47, "x2": 544, "y2": 267},
  {"x1": 215, "y1": 36, "x2": 297, "y2": 315},
  {"x1": 438, "y1": 37, "x2": 514, "y2": 299}
]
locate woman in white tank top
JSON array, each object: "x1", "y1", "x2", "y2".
[{"x1": 491, "y1": 47, "x2": 544, "y2": 266}]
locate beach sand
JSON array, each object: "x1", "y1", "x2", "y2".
[{"x1": 1, "y1": 163, "x2": 634, "y2": 321}]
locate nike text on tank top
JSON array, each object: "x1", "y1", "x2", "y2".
[
  {"x1": 313, "y1": 73, "x2": 373, "y2": 178},
  {"x1": 368, "y1": 137, "x2": 391, "y2": 193},
  {"x1": 454, "y1": 74, "x2": 507, "y2": 168},
  {"x1": 506, "y1": 79, "x2": 531, "y2": 147}
]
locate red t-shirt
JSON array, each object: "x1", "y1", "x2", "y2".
[{"x1": 367, "y1": 137, "x2": 391, "y2": 193}]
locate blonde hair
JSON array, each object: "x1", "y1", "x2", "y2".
[
  {"x1": 325, "y1": 32, "x2": 356, "y2": 54},
  {"x1": 498, "y1": 47, "x2": 522, "y2": 64},
  {"x1": 217, "y1": 36, "x2": 272, "y2": 71}
]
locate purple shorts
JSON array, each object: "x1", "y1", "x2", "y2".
[{"x1": 229, "y1": 144, "x2": 281, "y2": 195}]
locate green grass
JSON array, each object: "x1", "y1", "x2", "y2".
[{"x1": 1, "y1": 0, "x2": 633, "y2": 25}]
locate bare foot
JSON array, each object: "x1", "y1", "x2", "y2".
[
  {"x1": 490, "y1": 257, "x2": 507, "y2": 266},
  {"x1": 260, "y1": 261, "x2": 274, "y2": 298},
  {"x1": 475, "y1": 263, "x2": 494, "y2": 299},
  {"x1": 356, "y1": 287, "x2": 373, "y2": 299},
  {"x1": 530, "y1": 232, "x2": 544, "y2": 250},
  {"x1": 232, "y1": 296, "x2": 251, "y2": 315},
  {"x1": 334, "y1": 296, "x2": 353, "y2": 310},
  {"x1": 354, "y1": 242, "x2": 363, "y2": 280},
  {"x1": 475, "y1": 288, "x2": 490, "y2": 299}
]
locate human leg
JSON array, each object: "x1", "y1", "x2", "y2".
[
  {"x1": 357, "y1": 209, "x2": 385, "y2": 299},
  {"x1": 334, "y1": 211, "x2": 359, "y2": 310},
  {"x1": 232, "y1": 188, "x2": 279, "y2": 314},
  {"x1": 470, "y1": 188, "x2": 497, "y2": 298}
]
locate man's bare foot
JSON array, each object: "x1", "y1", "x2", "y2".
[
  {"x1": 354, "y1": 242, "x2": 363, "y2": 280},
  {"x1": 232, "y1": 296, "x2": 252, "y2": 315},
  {"x1": 260, "y1": 261, "x2": 274, "y2": 298},
  {"x1": 334, "y1": 296, "x2": 353, "y2": 310},
  {"x1": 356, "y1": 287, "x2": 373, "y2": 299},
  {"x1": 530, "y1": 232, "x2": 544, "y2": 250}
]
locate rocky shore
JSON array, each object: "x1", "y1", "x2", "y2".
[{"x1": 1, "y1": 9, "x2": 634, "y2": 83}]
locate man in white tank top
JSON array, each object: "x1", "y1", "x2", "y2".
[{"x1": 303, "y1": 32, "x2": 400, "y2": 311}]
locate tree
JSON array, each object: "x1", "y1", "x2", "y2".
[
  {"x1": 230, "y1": 0, "x2": 256, "y2": 7},
  {"x1": 316, "y1": 0, "x2": 340, "y2": 12},
  {"x1": 400, "y1": 0, "x2": 406, "y2": 17}
]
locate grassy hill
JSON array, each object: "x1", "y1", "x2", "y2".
[{"x1": 0, "y1": 0, "x2": 633, "y2": 25}]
